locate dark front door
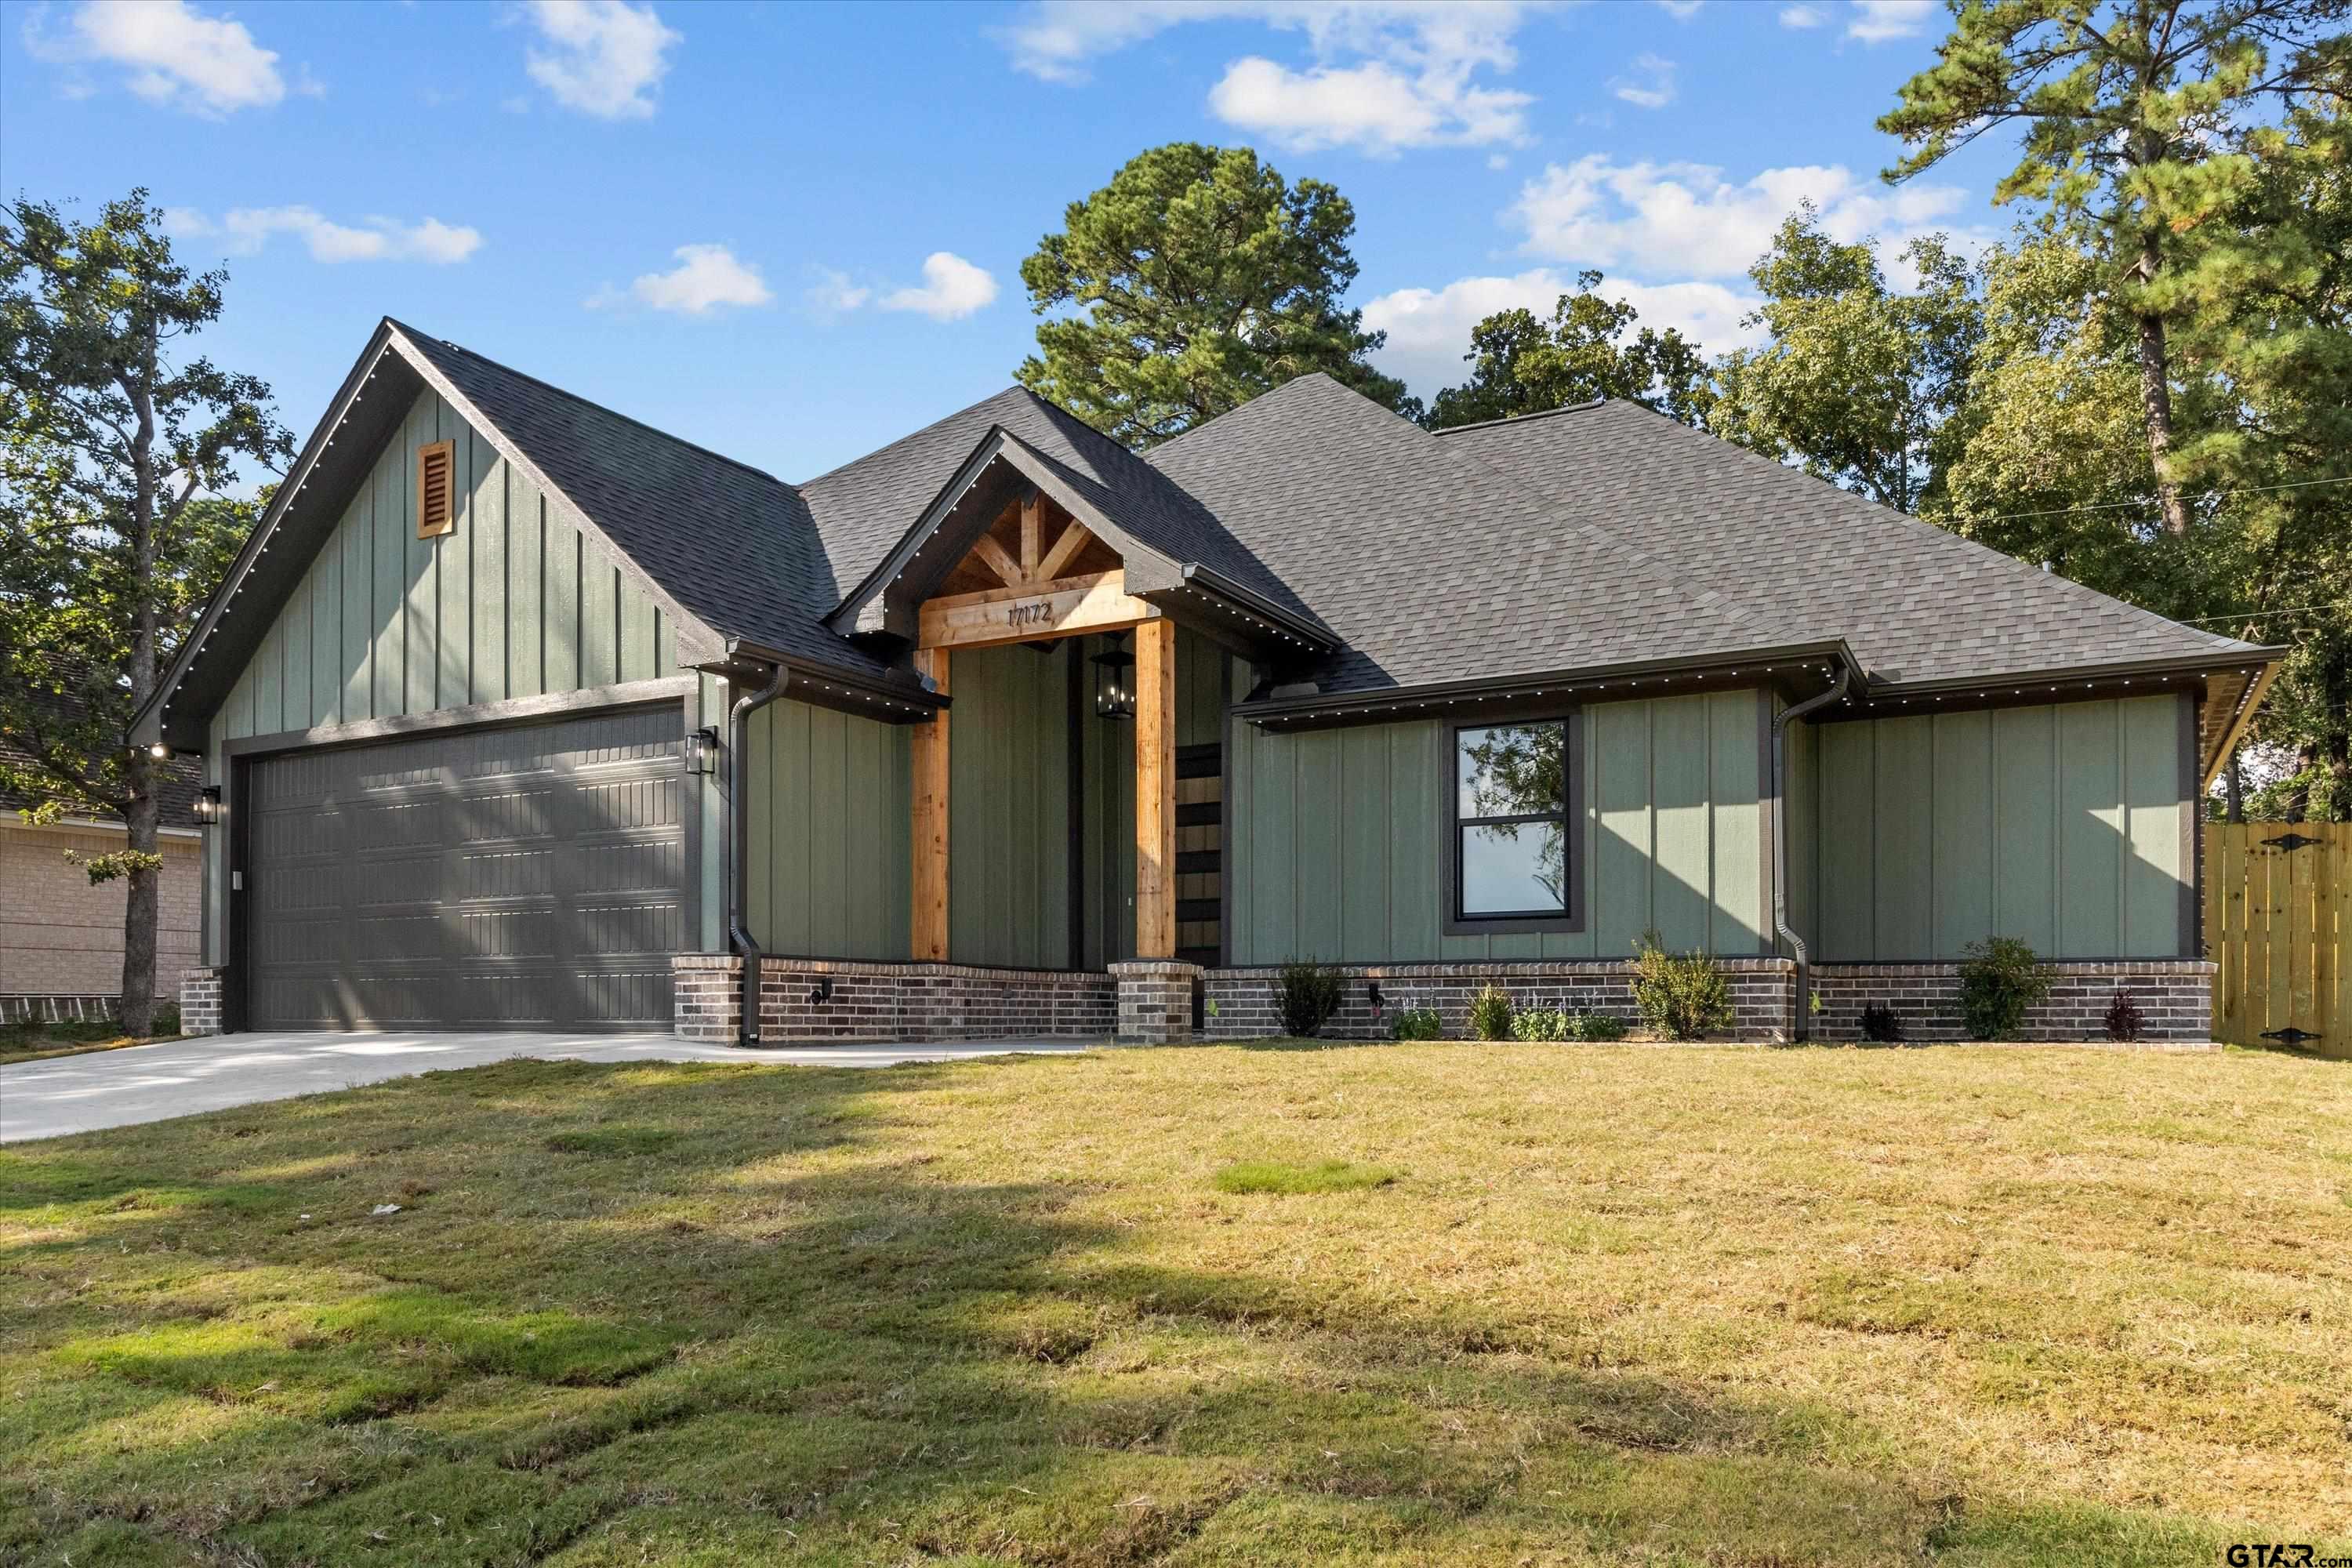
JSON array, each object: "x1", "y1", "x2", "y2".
[{"x1": 242, "y1": 706, "x2": 684, "y2": 1031}]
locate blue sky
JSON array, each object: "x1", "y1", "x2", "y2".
[{"x1": 2, "y1": 0, "x2": 2019, "y2": 484}]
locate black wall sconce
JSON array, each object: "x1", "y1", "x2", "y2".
[
  {"x1": 194, "y1": 785, "x2": 223, "y2": 823},
  {"x1": 684, "y1": 725, "x2": 719, "y2": 775},
  {"x1": 808, "y1": 978, "x2": 834, "y2": 1006},
  {"x1": 1091, "y1": 637, "x2": 1136, "y2": 720},
  {"x1": 1367, "y1": 981, "x2": 1385, "y2": 1011}
]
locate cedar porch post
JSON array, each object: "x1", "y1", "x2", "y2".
[
  {"x1": 912, "y1": 647, "x2": 949, "y2": 960},
  {"x1": 1134, "y1": 616, "x2": 1176, "y2": 959}
]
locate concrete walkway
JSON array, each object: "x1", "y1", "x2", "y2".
[{"x1": 0, "y1": 1031, "x2": 1093, "y2": 1144}]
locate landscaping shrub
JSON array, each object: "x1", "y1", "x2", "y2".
[
  {"x1": 1509, "y1": 1007, "x2": 1569, "y2": 1043},
  {"x1": 1631, "y1": 930, "x2": 1733, "y2": 1040},
  {"x1": 1860, "y1": 1001, "x2": 1905, "y2": 1044},
  {"x1": 2104, "y1": 988, "x2": 2147, "y2": 1042},
  {"x1": 1390, "y1": 1007, "x2": 1442, "y2": 1041},
  {"x1": 1468, "y1": 985, "x2": 1513, "y2": 1041},
  {"x1": 1569, "y1": 1010, "x2": 1626, "y2": 1042},
  {"x1": 1957, "y1": 936, "x2": 2053, "y2": 1040},
  {"x1": 1277, "y1": 959, "x2": 1345, "y2": 1037}
]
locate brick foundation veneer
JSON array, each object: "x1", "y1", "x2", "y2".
[
  {"x1": 1202, "y1": 959, "x2": 1800, "y2": 1044},
  {"x1": 179, "y1": 967, "x2": 223, "y2": 1036},
  {"x1": 1809, "y1": 960, "x2": 2213, "y2": 1043},
  {"x1": 672, "y1": 956, "x2": 1115, "y2": 1044}
]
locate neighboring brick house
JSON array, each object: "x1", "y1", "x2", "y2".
[{"x1": 2, "y1": 693, "x2": 205, "y2": 1024}]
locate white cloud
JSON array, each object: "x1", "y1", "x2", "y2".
[
  {"x1": 879, "y1": 252, "x2": 999, "y2": 321},
  {"x1": 524, "y1": 0, "x2": 679, "y2": 119},
  {"x1": 1610, "y1": 53, "x2": 1675, "y2": 111},
  {"x1": 1847, "y1": 0, "x2": 1936, "y2": 42},
  {"x1": 590, "y1": 244, "x2": 772, "y2": 313},
  {"x1": 1508, "y1": 155, "x2": 1976, "y2": 279},
  {"x1": 1000, "y1": 1, "x2": 1541, "y2": 152},
  {"x1": 1778, "y1": 4, "x2": 1827, "y2": 26},
  {"x1": 1363, "y1": 268, "x2": 1763, "y2": 396},
  {"x1": 803, "y1": 267, "x2": 871, "y2": 316},
  {"x1": 165, "y1": 206, "x2": 481, "y2": 263},
  {"x1": 25, "y1": 0, "x2": 286, "y2": 115},
  {"x1": 1654, "y1": 0, "x2": 1703, "y2": 16}
]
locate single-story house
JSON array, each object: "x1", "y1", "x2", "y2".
[
  {"x1": 136, "y1": 319, "x2": 2280, "y2": 1044},
  {"x1": 3, "y1": 684, "x2": 205, "y2": 1024}
]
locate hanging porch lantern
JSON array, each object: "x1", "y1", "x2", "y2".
[{"x1": 1091, "y1": 638, "x2": 1136, "y2": 720}]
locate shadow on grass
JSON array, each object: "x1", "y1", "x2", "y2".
[{"x1": 0, "y1": 1050, "x2": 2278, "y2": 1567}]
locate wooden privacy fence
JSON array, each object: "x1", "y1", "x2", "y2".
[{"x1": 2205, "y1": 822, "x2": 2350, "y2": 1057}]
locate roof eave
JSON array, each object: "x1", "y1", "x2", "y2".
[{"x1": 1232, "y1": 639, "x2": 1857, "y2": 729}]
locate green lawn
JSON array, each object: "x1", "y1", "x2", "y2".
[{"x1": 3, "y1": 1041, "x2": 2346, "y2": 1566}]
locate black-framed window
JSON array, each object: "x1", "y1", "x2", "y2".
[{"x1": 1449, "y1": 718, "x2": 1579, "y2": 931}]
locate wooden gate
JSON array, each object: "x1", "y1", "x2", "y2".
[{"x1": 2205, "y1": 822, "x2": 2350, "y2": 1057}]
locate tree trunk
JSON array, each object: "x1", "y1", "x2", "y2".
[
  {"x1": 2133, "y1": 232, "x2": 2192, "y2": 537},
  {"x1": 120, "y1": 762, "x2": 160, "y2": 1036},
  {"x1": 119, "y1": 318, "x2": 163, "y2": 1036},
  {"x1": 2224, "y1": 750, "x2": 2243, "y2": 823}
]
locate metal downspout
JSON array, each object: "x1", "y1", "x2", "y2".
[
  {"x1": 1771, "y1": 657, "x2": 1852, "y2": 1041},
  {"x1": 727, "y1": 662, "x2": 789, "y2": 1044}
]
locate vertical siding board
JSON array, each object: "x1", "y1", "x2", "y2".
[
  {"x1": 1872, "y1": 715, "x2": 1935, "y2": 959},
  {"x1": 1991, "y1": 706, "x2": 2057, "y2": 953},
  {"x1": 1593, "y1": 699, "x2": 1653, "y2": 957},
  {"x1": 809, "y1": 706, "x2": 849, "y2": 959},
  {"x1": 1930, "y1": 710, "x2": 1994, "y2": 956},
  {"x1": 773, "y1": 700, "x2": 812, "y2": 956},
  {"x1": 1651, "y1": 695, "x2": 1711, "y2": 951},
  {"x1": 747, "y1": 704, "x2": 775, "y2": 949},
  {"x1": 436, "y1": 410, "x2": 471, "y2": 710},
  {"x1": 1340, "y1": 727, "x2": 1387, "y2": 960},
  {"x1": 1816, "y1": 720, "x2": 1875, "y2": 960},
  {"x1": 2120, "y1": 695, "x2": 2182, "y2": 956},
  {"x1": 1785, "y1": 716, "x2": 1817, "y2": 953},
  {"x1": 545, "y1": 521, "x2": 580, "y2": 691},
  {"x1": 470, "y1": 443, "x2": 507, "y2": 706},
  {"x1": 1294, "y1": 731, "x2": 1343, "y2": 960},
  {"x1": 510, "y1": 486, "x2": 545, "y2": 698},
  {"x1": 1387, "y1": 722, "x2": 1441, "y2": 960},
  {"x1": 281, "y1": 572, "x2": 310, "y2": 733},
  {"x1": 845, "y1": 708, "x2": 885, "y2": 960},
  {"x1": 2056, "y1": 702, "x2": 2122, "y2": 956},
  {"x1": 310, "y1": 521, "x2": 341, "y2": 728},
  {"x1": 887, "y1": 724, "x2": 913, "y2": 960},
  {"x1": 342, "y1": 495, "x2": 372, "y2": 720},
  {"x1": 403, "y1": 397, "x2": 437, "y2": 716},
  {"x1": 1708, "y1": 690, "x2": 1764, "y2": 954},
  {"x1": 1251, "y1": 724, "x2": 1295, "y2": 963},
  {"x1": 1225, "y1": 707, "x2": 1254, "y2": 964},
  {"x1": 252, "y1": 617, "x2": 285, "y2": 737},
  {"x1": 619, "y1": 581, "x2": 656, "y2": 684},
  {"x1": 582, "y1": 549, "x2": 620, "y2": 688},
  {"x1": 371, "y1": 419, "x2": 405, "y2": 717}
]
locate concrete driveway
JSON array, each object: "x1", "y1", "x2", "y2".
[{"x1": 0, "y1": 1031, "x2": 1094, "y2": 1144}]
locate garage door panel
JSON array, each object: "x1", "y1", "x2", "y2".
[{"x1": 245, "y1": 706, "x2": 684, "y2": 1031}]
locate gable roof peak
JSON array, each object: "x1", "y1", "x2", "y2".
[{"x1": 1426, "y1": 397, "x2": 1611, "y2": 438}]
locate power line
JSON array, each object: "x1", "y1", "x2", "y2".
[{"x1": 1951, "y1": 473, "x2": 2352, "y2": 525}]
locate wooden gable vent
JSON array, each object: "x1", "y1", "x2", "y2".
[{"x1": 416, "y1": 439, "x2": 456, "y2": 539}]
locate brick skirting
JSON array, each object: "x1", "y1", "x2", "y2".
[
  {"x1": 672, "y1": 956, "x2": 1115, "y2": 1045},
  {"x1": 1810, "y1": 960, "x2": 2213, "y2": 1043},
  {"x1": 1202, "y1": 959, "x2": 1801, "y2": 1044},
  {"x1": 179, "y1": 968, "x2": 223, "y2": 1036}
]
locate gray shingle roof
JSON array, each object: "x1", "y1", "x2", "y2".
[
  {"x1": 390, "y1": 323, "x2": 898, "y2": 681},
  {"x1": 800, "y1": 385, "x2": 1322, "y2": 630},
  {"x1": 1145, "y1": 374, "x2": 1785, "y2": 692},
  {"x1": 1435, "y1": 397, "x2": 2259, "y2": 688}
]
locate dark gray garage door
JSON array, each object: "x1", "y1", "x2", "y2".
[{"x1": 244, "y1": 706, "x2": 685, "y2": 1031}]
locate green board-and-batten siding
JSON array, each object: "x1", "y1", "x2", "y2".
[
  {"x1": 1798, "y1": 694, "x2": 2193, "y2": 960},
  {"x1": 746, "y1": 695, "x2": 912, "y2": 963},
  {"x1": 214, "y1": 387, "x2": 677, "y2": 745},
  {"x1": 199, "y1": 387, "x2": 683, "y2": 966},
  {"x1": 1225, "y1": 689, "x2": 1770, "y2": 965}
]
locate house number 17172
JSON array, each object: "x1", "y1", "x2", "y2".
[{"x1": 1007, "y1": 602, "x2": 1054, "y2": 627}]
